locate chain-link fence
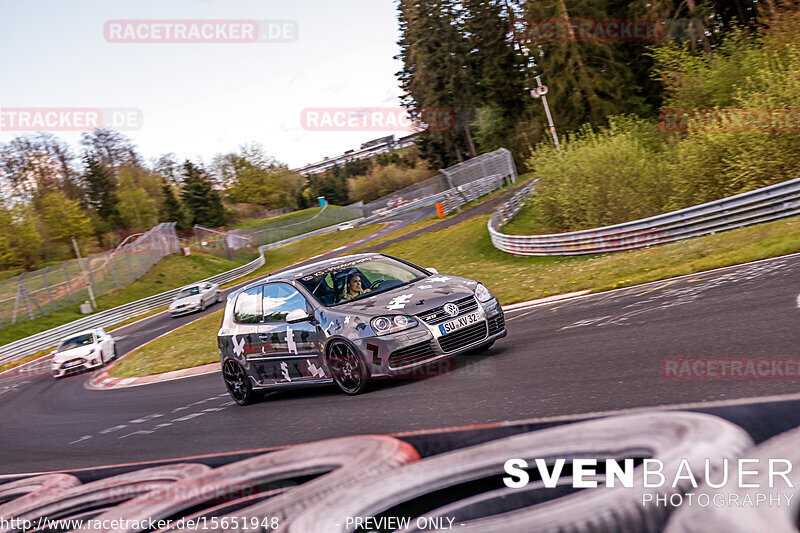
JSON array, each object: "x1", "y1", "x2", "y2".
[
  {"x1": 0, "y1": 223, "x2": 179, "y2": 329},
  {"x1": 360, "y1": 147, "x2": 517, "y2": 218},
  {"x1": 229, "y1": 206, "x2": 363, "y2": 247}
]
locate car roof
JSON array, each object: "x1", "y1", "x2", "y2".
[{"x1": 242, "y1": 253, "x2": 383, "y2": 290}]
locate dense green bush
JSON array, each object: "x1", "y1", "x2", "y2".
[
  {"x1": 522, "y1": 23, "x2": 800, "y2": 233},
  {"x1": 526, "y1": 117, "x2": 671, "y2": 231}
]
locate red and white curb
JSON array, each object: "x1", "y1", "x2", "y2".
[{"x1": 87, "y1": 362, "x2": 220, "y2": 390}]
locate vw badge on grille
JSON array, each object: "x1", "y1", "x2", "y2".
[{"x1": 444, "y1": 303, "x2": 459, "y2": 316}]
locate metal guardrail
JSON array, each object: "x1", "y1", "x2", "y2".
[
  {"x1": 0, "y1": 250, "x2": 266, "y2": 366},
  {"x1": 489, "y1": 177, "x2": 800, "y2": 255},
  {"x1": 0, "y1": 157, "x2": 514, "y2": 365},
  {"x1": 358, "y1": 174, "x2": 505, "y2": 226},
  {"x1": 0, "y1": 216, "x2": 382, "y2": 365},
  {"x1": 0, "y1": 223, "x2": 180, "y2": 328}
]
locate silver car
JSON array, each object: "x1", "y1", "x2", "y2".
[
  {"x1": 217, "y1": 253, "x2": 506, "y2": 405},
  {"x1": 51, "y1": 328, "x2": 117, "y2": 378},
  {"x1": 169, "y1": 282, "x2": 221, "y2": 317}
]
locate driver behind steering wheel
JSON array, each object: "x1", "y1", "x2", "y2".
[{"x1": 340, "y1": 272, "x2": 371, "y2": 301}]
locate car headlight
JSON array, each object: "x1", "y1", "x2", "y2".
[
  {"x1": 475, "y1": 283, "x2": 493, "y2": 303},
  {"x1": 371, "y1": 315, "x2": 418, "y2": 336}
]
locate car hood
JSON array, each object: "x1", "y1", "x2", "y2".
[
  {"x1": 52, "y1": 346, "x2": 94, "y2": 364},
  {"x1": 331, "y1": 275, "x2": 480, "y2": 316},
  {"x1": 171, "y1": 295, "x2": 201, "y2": 307}
]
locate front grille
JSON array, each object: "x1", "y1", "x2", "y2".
[
  {"x1": 419, "y1": 296, "x2": 479, "y2": 324},
  {"x1": 389, "y1": 341, "x2": 437, "y2": 369},
  {"x1": 438, "y1": 322, "x2": 488, "y2": 353},
  {"x1": 487, "y1": 312, "x2": 505, "y2": 335}
]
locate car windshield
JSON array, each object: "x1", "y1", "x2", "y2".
[
  {"x1": 58, "y1": 333, "x2": 93, "y2": 351},
  {"x1": 178, "y1": 286, "x2": 200, "y2": 298},
  {"x1": 297, "y1": 256, "x2": 427, "y2": 307}
]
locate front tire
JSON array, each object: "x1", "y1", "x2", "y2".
[
  {"x1": 327, "y1": 340, "x2": 371, "y2": 395},
  {"x1": 222, "y1": 359, "x2": 256, "y2": 406}
]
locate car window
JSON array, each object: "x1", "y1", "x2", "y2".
[
  {"x1": 58, "y1": 333, "x2": 94, "y2": 351},
  {"x1": 263, "y1": 283, "x2": 308, "y2": 323},
  {"x1": 178, "y1": 286, "x2": 200, "y2": 298},
  {"x1": 297, "y1": 256, "x2": 426, "y2": 306},
  {"x1": 234, "y1": 286, "x2": 262, "y2": 324}
]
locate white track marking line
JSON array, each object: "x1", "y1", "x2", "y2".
[
  {"x1": 129, "y1": 414, "x2": 163, "y2": 424},
  {"x1": 172, "y1": 412, "x2": 205, "y2": 422},
  {"x1": 99, "y1": 424, "x2": 127, "y2": 434},
  {"x1": 504, "y1": 252, "x2": 800, "y2": 314},
  {"x1": 69, "y1": 435, "x2": 92, "y2": 445}
]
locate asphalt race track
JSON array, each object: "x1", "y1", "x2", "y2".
[{"x1": 1, "y1": 230, "x2": 799, "y2": 474}]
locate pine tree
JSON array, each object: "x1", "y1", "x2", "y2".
[
  {"x1": 160, "y1": 180, "x2": 188, "y2": 230},
  {"x1": 521, "y1": 0, "x2": 648, "y2": 133},
  {"x1": 81, "y1": 155, "x2": 119, "y2": 224},
  {"x1": 181, "y1": 161, "x2": 226, "y2": 227},
  {"x1": 463, "y1": 0, "x2": 527, "y2": 150},
  {"x1": 397, "y1": 0, "x2": 479, "y2": 167}
]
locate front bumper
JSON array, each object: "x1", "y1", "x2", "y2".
[
  {"x1": 52, "y1": 356, "x2": 103, "y2": 377},
  {"x1": 169, "y1": 305, "x2": 199, "y2": 317},
  {"x1": 366, "y1": 299, "x2": 506, "y2": 377}
]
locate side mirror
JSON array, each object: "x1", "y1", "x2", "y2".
[
  {"x1": 286, "y1": 308, "x2": 311, "y2": 324},
  {"x1": 426, "y1": 267, "x2": 439, "y2": 274}
]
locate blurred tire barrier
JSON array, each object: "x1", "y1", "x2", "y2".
[
  {"x1": 0, "y1": 465, "x2": 210, "y2": 532},
  {"x1": 489, "y1": 177, "x2": 800, "y2": 255},
  {"x1": 287, "y1": 413, "x2": 752, "y2": 533},
  {"x1": 665, "y1": 424, "x2": 800, "y2": 533},
  {"x1": 69, "y1": 436, "x2": 418, "y2": 532},
  {"x1": 0, "y1": 413, "x2": 761, "y2": 532}
]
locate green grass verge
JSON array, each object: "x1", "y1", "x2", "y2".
[
  {"x1": 379, "y1": 213, "x2": 800, "y2": 304},
  {"x1": 500, "y1": 200, "x2": 557, "y2": 235},
  {"x1": 351, "y1": 173, "x2": 536, "y2": 253},
  {"x1": 0, "y1": 253, "x2": 248, "y2": 347},
  {"x1": 109, "y1": 225, "x2": 378, "y2": 378},
  {"x1": 112, "y1": 214, "x2": 800, "y2": 379},
  {"x1": 230, "y1": 206, "x2": 345, "y2": 230},
  {"x1": 110, "y1": 309, "x2": 224, "y2": 378}
]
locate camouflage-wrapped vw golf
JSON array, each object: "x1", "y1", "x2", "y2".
[{"x1": 217, "y1": 253, "x2": 506, "y2": 405}]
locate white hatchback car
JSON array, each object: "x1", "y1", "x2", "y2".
[
  {"x1": 169, "y1": 282, "x2": 221, "y2": 317},
  {"x1": 51, "y1": 328, "x2": 117, "y2": 378}
]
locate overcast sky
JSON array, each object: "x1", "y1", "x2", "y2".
[{"x1": 0, "y1": 0, "x2": 408, "y2": 168}]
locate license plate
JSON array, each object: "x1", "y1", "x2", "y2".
[
  {"x1": 439, "y1": 312, "x2": 482, "y2": 335},
  {"x1": 65, "y1": 360, "x2": 82, "y2": 368}
]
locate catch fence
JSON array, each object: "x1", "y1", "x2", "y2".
[{"x1": 0, "y1": 223, "x2": 179, "y2": 329}]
